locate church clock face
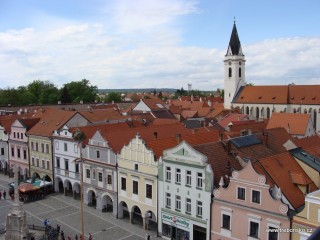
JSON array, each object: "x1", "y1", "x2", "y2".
[
  {"x1": 239, "y1": 61, "x2": 242, "y2": 65},
  {"x1": 228, "y1": 61, "x2": 232, "y2": 65}
]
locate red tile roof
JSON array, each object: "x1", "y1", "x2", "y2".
[
  {"x1": 79, "y1": 108, "x2": 126, "y2": 123},
  {"x1": 146, "y1": 130, "x2": 222, "y2": 159},
  {"x1": 103, "y1": 123, "x2": 192, "y2": 153},
  {"x1": 27, "y1": 109, "x2": 77, "y2": 137},
  {"x1": 293, "y1": 135, "x2": 320, "y2": 149},
  {"x1": 141, "y1": 98, "x2": 165, "y2": 110},
  {"x1": 235, "y1": 85, "x2": 320, "y2": 104},
  {"x1": 218, "y1": 113, "x2": 249, "y2": 129},
  {"x1": 254, "y1": 152, "x2": 317, "y2": 209},
  {"x1": 194, "y1": 141, "x2": 242, "y2": 187},
  {"x1": 152, "y1": 119, "x2": 179, "y2": 125},
  {"x1": 266, "y1": 113, "x2": 310, "y2": 135}
]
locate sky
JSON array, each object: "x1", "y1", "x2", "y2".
[{"x1": 1, "y1": 0, "x2": 320, "y2": 91}]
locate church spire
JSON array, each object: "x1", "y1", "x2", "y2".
[{"x1": 226, "y1": 21, "x2": 243, "y2": 56}]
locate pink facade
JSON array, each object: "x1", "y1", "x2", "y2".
[
  {"x1": 9, "y1": 119, "x2": 30, "y2": 179},
  {"x1": 211, "y1": 162, "x2": 290, "y2": 240}
]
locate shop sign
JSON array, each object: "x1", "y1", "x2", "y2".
[{"x1": 162, "y1": 213, "x2": 190, "y2": 229}]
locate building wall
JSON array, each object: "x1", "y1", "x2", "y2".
[
  {"x1": 212, "y1": 162, "x2": 290, "y2": 240},
  {"x1": 29, "y1": 135, "x2": 53, "y2": 181},
  {"x1": 117, "y1": 134, "x2": 158, "y2": 223},
  {"x1": 294, "y1": 159, "x2": 320, "y2": 188},
  {"x1": 158, "y1": 141, "x2": 212, "y2": 240},
  {"x1": 0, "y1": 125, "x2": 9, "y2": 172},
  {"x1": 292, "y1": 190, "x2": 320, "y2": 240}
]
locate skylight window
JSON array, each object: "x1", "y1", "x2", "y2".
[{"x1": 156, "y1": 104, "x2": 164, "y2": 108}]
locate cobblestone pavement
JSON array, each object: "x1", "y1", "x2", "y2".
[{"x1": 0, "y1": 173, "x2": 158, "y2": 240}]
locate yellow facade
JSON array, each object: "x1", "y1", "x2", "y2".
[
  {"x1": 292, "y1": 190, "x2": 320, "y2": 240},
  {"x1": 117, "y1": 134, "x2": 158, "y2": 226}
]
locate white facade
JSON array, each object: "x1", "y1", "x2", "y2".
[
  {"x1": 158, "y1": 141, "x2": 213, "y2": 240},
  {"x1": 52, "y1": 125, "x2": 81, "y2": 197},
  {"x1": 0, "y1": 124, "x2": 9, "y2": 174},
  {"x1": 82, "y1": 130, "x2": 118, "y2": 216}
]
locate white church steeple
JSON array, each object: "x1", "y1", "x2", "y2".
[{"x1": 224, "y1": 20, "x2": 246, "y2": 109}]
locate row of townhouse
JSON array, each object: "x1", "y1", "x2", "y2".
[{"x1": 1, "y1": 107, "x2": 319, "y2": 240}]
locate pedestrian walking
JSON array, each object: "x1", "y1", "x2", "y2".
[
  {"x1": 88, "y1": 233, "x2": 93, "y2": 240},
  {"x1": 75, "y1": 234, "x2": 78, "y2": 240},
  {"x1": 57, "y1": 224, "x2": 60, "y2": 233},
  {"x1": 3, "y1": 190, "x2": 6, "y2": 199},
  {"x1": 61, "y1": 230, "x2": 65, "y2": 239},
  {"x1": 67, "y1": 236, "x2": 71, "y2": 240}
]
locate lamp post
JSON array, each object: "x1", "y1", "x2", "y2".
[{"x1": 73, "y1": 130, "x2": 86, "y2": 240}]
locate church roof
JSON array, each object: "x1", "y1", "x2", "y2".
[
  {"x1": 226, "y1": 22, "x2": 243, "y2": 56},
  {"x1": 233, "y1": 85, "x2": 320, "y2": 105}
]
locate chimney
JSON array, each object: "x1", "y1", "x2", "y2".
[
  {"x1": 176, "y1": 134, "x2": 181, "y2": 144},
  {"x1": 263, "y1": 131, "x2": 269, "y2": 147},
  {"x1": 153, "y1": 132, "x2": 158, "y2": 139}
]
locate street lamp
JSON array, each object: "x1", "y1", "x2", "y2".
[{"x1": 73, "y1": 130, "x2": 86, "y2": 240}]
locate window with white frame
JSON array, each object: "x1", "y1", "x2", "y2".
[
  {"x1": 175, "y1": 168, "x2": 181, "y2": 184},
  {"x1": 268, "y1": 227, "x2": 278, "y2": 240},
  {"x1": 46, "y1": 161, "x2": 50, "y2": 170},
  {"x1": 36, "y1": 158, "x2": 39, "y2": 167},
  {"x1": 64, "y1": 159, "x2": 69, "y2": 171},
  {"x1": 92, "y1": 169, "x2": 96, "y2": 180},
  {"x1": 32, "y1": 157, "x2": 35, "y2": 166},
  {"x1": 98, "y1": 172, "x2": 102, "y2": 182},
  {"x1": 86, "y1": 169, "x2": 91, "y2": 178},
  {"x1": 23, "y1": 150, "x2": 27, "y2": 159},
  {"x1": 196, "y1": 201, "x2": 203, "y2": 217},
  {"x1": 107, "y1": 175, "x2": 112, "y2": 185},
  {"x1": 17, "y1": 148, "x2": 21, "y2": 158},
  {"x1": 41, "y1": 143, "x2": 44, "y2": 153},
  {"x1": 1, "y1": 148, "x2": 4, "y2": 155},
  {"x1": 11, "y1": 147, "x2": 14, "y2": 157},
  {"x1": 134, "y1": 163, "x2": 138, "y2": 171},
  {"x1": 56, "y1": 157, "x2": 60, "y2": 168},
  {"x1": 252, "y1": 190, "x2": 261, "y2": 204},
  {"x1": 186, "y1": 170, "x2": 192, "y2": 186},
  {"x1": 42, "y1": 159, "x2": 45, "y2": 168},
  {"x1": 186, "y1": 198, "x2": 191, "y2": 214},
  {"x1": 75, "y1": 163, "x2": 79, "y2": 173},
  {"x1": 64, "y1": 143, "x2": 67, "y2": 151},
  {"x1": 133, "y1": 180, "x2": 138, "y2": 194},
  {"x1": 21, "y1": 133, "x2": 24, "y2": 139},
  {"x1": 121, "y1": 177, "x2": 126, "y2": 190},
  {"x1": 166, "y1": 193, "x2": 171, "y2": 208},
  {"x1": 197, "y1": 172, "x2": 203, "y2": 188},
  {"x1": 175, "y1": 195, "x2": 181, "y2": 211},
  {"x1": 146, "y1": 184, "x2": 152, "y2": 199},
  {"x1": 36, "y1": 142, "x2": 38, "y2": 151},
  {"x1": 222, "y1": 214, "x2": 231, "y2": 230},
  {"x1": 249, "y1": 221, "x2": 259, "y2": 238},
  {"x1": 96, "y1": 150, "x2": 100, "y2": 159},
  {"x1": 31, "y1": 142, "x2": 34, "y2": 151},
  {"x1": 166, "y1": 166, "x2": 171, "y2": 182},
  {"x1": 237, "y1": 187, "x2": 245, "y2": 200},
  {"x1": 46, "y1": 144, "x2": 49, "y2": 154}
]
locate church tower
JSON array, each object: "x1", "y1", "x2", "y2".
[{"x1": 224, "y1": 21, "x2": 246, "y2": 109}]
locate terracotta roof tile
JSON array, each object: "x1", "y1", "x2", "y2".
[
  {"x1": 79, "y1": 109, "x2": 126, "y2": 123},
  {"x1": 152, "y1": 119, "x2": 179, "y2": 125},
  {"x1": 218, "y1": 113, "x2": 249, "y2": 129},
  {"x1": 194, "y1": 142, "x2": 242, "y2": 187},
  {"x1": 255, "y1": 152, "x2": 317, "y2": 209},
  {"x1": 234, "y1": 85, "x2": 320, "y2": 105},
  {"x1": 27, "y1": 109, "x2": 77, "y2": 137},
  {"x1": 181, "y1": 110, "x2": 198, "y2": 119},
  {"x1": 266, "y1": 113, "x2": 310, "y2": 135},
  {"x1": 289, "y1": 172, "x2": 312, "y2": 185},
  {"x1": 146, "y1": 130, "x2": 222, "y2": 159},
  {"x1": 293, "y1": 135, "x2": 320, "y2": 149},
  {"x1": 142, "y1": 98, "x2": 165, "y2": 110}
]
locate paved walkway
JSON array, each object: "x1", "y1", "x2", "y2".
[{"x1": 0, "y1": 174, "x2": 158, "y2": 240}]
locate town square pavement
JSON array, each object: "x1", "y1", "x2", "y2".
[{"x1": 0, "y1": 174, "x2": 158, "y2": 240}]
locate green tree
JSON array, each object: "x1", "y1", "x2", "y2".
[
  {"x1": 65, "y1": 79, "x2": 98, "y2": 103},
  {"x1": 60, "y1": 85, "x2": 71, "y2": 104},
  {"x1": 106, "y1": 92, "x2": 121, "y2": 102},
  {"x1": 27, "y1": 80, "x2": 59, "y2": 104}
]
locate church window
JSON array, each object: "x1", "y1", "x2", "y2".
[
  {"x1": 256, "y1": 107, "x2": 260, "y2": 119},
  {"x1": 239, "y1": 68, "x2": 241, "y2": 78},
  {"x1": 246, "y1": 106, "x2": 249, "y2": 115},
  {"x1": 229, "y1": 67, "x2": 232, "y2": 77},
  {"x1": 267, "y1": 108, "x2": 270, "y2": 118}
]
